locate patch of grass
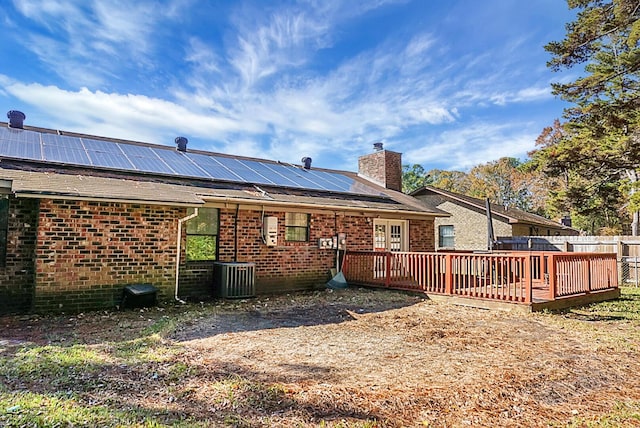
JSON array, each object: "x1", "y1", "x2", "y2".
[
  {"x1": 536, "y1": 287, "x2": 640, "y2": 352},
  {"x1": 586, "y1": 287, "x2": 640, "y2": 321},
  {"x1": 109, "y1": 334, "x2": 180, "y2": 363},
  {"x1": 166, "y1": 361, "x2": 194, "y2": 382},
  {"x1": 317, "y1": 420, "x2": 380, "y2": 427},
  {"x1": 143, "y1": 315, "x2": 179, "y2": 335},
  {"x1": 206, "y1": 375, "x2": 294, "y2": 413},
  {"x1": 562, "y1": 401, "x2": 640, "y2": 427},
  {"x1": 0, "y1": 391, "x2": 206, "y2": 427},
  {"x1": 0, "y1": 344, "x2": 107, "y2": 383},
  {"x1": 570, "y1": 287, "x2": 640, "y2": 321}
]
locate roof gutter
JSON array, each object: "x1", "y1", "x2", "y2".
[
  {"x1": 12, "y1": 191, "x2": 204, "y2": 207},
  {"x1": 199, "y1": 195, "x2": 441, "y2": 218},
  {"x1": 12, "y1": 190, "x2": 439, "y2": 217}
]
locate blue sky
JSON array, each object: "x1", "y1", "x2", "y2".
[{"x1": 0, "y1": 0, "x2": 576, "y2": 172}]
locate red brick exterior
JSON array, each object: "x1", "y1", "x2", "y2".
[
  {"x1": 178, "y1": 209, "x2": 434, "y2": 296},
  {"x1": 0, "y1": 197, "x2": 38, "y2": 314},
  {"x1": 212, "y1": 210, "x2": 375, "y2": 293},
  {"x1": 34, "y1": 200, "x2": 181, "y2": 312},
  {"x1": 0, "y1": 197, "x2": 435, "y2": 313},
  {"x1": 358, "y1": 150, "x2": 403, "y2": 192},
  {"x1": 409, "y1": 219, "x2": 436, "y2": 252}
]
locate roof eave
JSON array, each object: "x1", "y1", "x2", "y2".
[
  {"x1": 13, "y1": 191, "x2": 204, "y2": 207},
  {"x1": 200, "y1": 195, "x2": 440, "y2": 217}
]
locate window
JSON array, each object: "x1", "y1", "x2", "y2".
[
  {"x1": 373, "y1": 219, "x2": 408, "y2": 252},
  {"x1": 438, "y1": 225, "x2": 454, "y2": 248},
  {"x1": 285, "y1": 212, "x2": 309, "y2": 241},
  {"x1": 186, "y1": 207, "x2": 219, "y2": 261},
  {"x1": 0, "y1": 197, "x2": 7, "y2": 267}
]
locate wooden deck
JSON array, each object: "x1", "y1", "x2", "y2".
[{"x1": 342, "y1": 251, "x2": 620, "y2": 312}]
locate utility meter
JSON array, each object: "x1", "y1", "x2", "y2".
[{"x1": 263, "y1": 216, "x2": 278, "y2": 246}]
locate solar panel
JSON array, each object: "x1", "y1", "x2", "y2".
[
  {"x1": 218, "y1": 158, "x2": 275, "y2": 184},
  {"x1": 82, "y1": 138, "x2": 124, "y2": 153},
  {"x1": 41, "y1": 135, "x2": 92, "y2": 165},
  {"x1": 151, "y1": 148, "x2": 212, "y2": 179},
  {"x1": 41, "y1": 134, "x2": 83, "y2": 149},
  {"x1": 256, "y1": 162, "x2": 330, "y2": 190},
  {"x1": 240, "y1": 160, "x2": 300, "y2": 187},
  {"x1": 43, "y1": 144, "x2": 92, "y2": 165},
  {"x1": 294, "y1": 169, "x2": 347, "y2": 192},
  {"x1": 0, "y1": 127, "x2": 42, "y2": 160},
  {"x1": 0, "y1": 127, "x2": 388, "y2": 197},
  {"x1": 183, "y1": 152, "x2": 246, "y2": 182},
  {"x1": 117, "y1": 144, "x2": 175, "y2": 174},
  {"x1": 305, "y1": 169, "x2": 384, "y2": 196}
]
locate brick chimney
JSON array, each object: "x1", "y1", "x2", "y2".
[{"x1": 358, "y1": 143, "x2": 402, "y2": 192}]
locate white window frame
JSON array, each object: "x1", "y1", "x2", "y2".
[
  {"x1": 438, "y1": 224, "x2": 455, "y2": 249},
  {"x1": 373, "y1": 219, "x2": 408, "y2": 252}
]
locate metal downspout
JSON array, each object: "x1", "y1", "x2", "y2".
[{"x1": 175, "y1": 208, "x2": 199, "y2": 303}]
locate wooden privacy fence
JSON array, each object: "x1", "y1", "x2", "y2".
[{"x1": 342, "y1": 251, "x2": 619, "y2": 303}]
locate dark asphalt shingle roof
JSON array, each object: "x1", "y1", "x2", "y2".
[{"x1": 0, "y1": 121, "x2": 444, "y2": 217}]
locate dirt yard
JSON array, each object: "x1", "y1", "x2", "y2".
[{"x1": 1, "y1": 287, "x2": 639, "y2": 427}]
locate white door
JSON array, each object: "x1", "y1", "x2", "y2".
[
  {"x1": 373, "y1": 220, "x2": 408, "y2": 252},
  {"x1": 373, "y1": 219, "x2": 408, "y2": 279}
]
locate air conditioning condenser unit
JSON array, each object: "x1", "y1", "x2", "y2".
[{"x1": 213, "y1": 262, "x2": 256, "y2": 298}]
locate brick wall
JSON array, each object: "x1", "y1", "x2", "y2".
[
  {"x1": 34, "y1": 200, "x2": 181, "y2": 312},
  {"x1": 177, "y1": 260, "x2": 214, "y2": 300},
  {"x1": 439, "y1": 200, "x2": 511, "y2": 250},
  {"x1": 417, "y1": 195, "x2": 512, "y2": 251},
  {"x1": 214, "y1": 209, "x2": 375, "y2": 293},
  {"x1": 9, "y1": 198, "x2": 436, "y2": 313},
  {"x1": 409, "y1": 218, "x2": 435, "y2": 252},
  {"x1": 0, "y1": 197, "x2": 39, "y2": 314},
  {"x1": 358, "y1": 150, "x2": 402, "y2": 191}
]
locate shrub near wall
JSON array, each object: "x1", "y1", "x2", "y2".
[{"x1": 34, "y1": 200, "x2": 181, "y2": 313}]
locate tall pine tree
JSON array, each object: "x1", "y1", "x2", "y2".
[{"x1": 531, "y1": 0, "x2": 640, "y2": 234}]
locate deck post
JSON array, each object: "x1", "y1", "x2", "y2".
[
  {"x1": 343, "y1": 253, "x2": 350, "y2": 277},
  {"x1": 445, "y1": 254, "x2": 453, "y2": 295},
  {"x1": 617, "y1": 241, "x2": 624, "y2": 284},
  {"x1": 547, "y1": 253, "x2": 556, "y2": 300},
  {"x1": 385, "y1": 252, "x2": 392, "y2": 287},
  {"x1": 585, "y1": 257, "x2": 591, "y2": 294},
  {"x1": 524, "y1": 255, "x2": 532, "y2": 303}
]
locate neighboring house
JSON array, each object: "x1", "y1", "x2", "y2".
[
  {"x1": 0, "y1": 113, "x2": 443, "y2": 314},
  {"x1": 411, "y1": 185, "x2": 579, "y2": 251}
]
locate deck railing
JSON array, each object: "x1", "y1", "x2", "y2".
[
  {"x1": 547, "y1": 253, "x2": 618, "y2": 298},
  {"x1": 342, "y1": 251, "x2": 618, "y2": 303}
]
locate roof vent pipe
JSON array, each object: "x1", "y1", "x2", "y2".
[
  {"x1": 175, "y1": 136, "x2": 188, "y2": 152},
  {"x1": 301, "y1": 157, "x2": 312, "y2": 169},
  {"x1": 7, "y1": 110, "x2": 25, "y2": 129},
  {"x1": 373, "y1": 142, "x2": 383, "y2": 151}
]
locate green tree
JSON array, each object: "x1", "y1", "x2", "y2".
[
  {"x1": 424, "y1": 169, "x2": 470, "y2": 194},
  {"x1": 466, "y1": 158, "x2": 536, "y2": 212},
  {"x1": 402, "y1": 164, "x2": 429, "y2": 193},
  {"x1": 536, "y1": 0, "x2": 640, "y2": 234},
  {"x1": 527, "y1": 120, "x2": 575, "y2": 219}
]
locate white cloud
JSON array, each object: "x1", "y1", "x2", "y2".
[
  {"x1": 1, "y1": 0, "x2": 566, "y2": 171},
  {"x1": 228, "y1": 9, "x2": 331, "y2": 88},
  {"x1": 10, "y1": 0, "x2": 181, "y2": 86},
  {"x1": 404, "y1": 124, "x2": 539, "y2": 170},
  {"x1": 2, "y1": 79, "x2": 257, "y2": 143}
]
